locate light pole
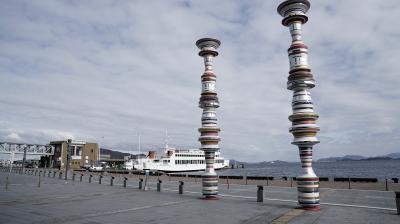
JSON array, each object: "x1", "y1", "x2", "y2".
[
  {"x1": 65, "y1": 139, "x2": 72, "y2": 180},
  {"x1": 137, "y1": 134, "x2": 142, "y2": 166}
]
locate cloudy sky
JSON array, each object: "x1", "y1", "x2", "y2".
[{"x1": 1, "y1": 0, "x2": 399, "y2": 162}]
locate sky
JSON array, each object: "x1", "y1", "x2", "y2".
[{"x1": 0, "y1": 0, "x2": 399, "y2": 162}]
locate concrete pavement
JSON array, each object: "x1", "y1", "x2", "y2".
[{"x1": 0, "y1": 172, "x2": 399, "y2": 224}]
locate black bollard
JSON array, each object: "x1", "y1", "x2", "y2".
[
  {"x1": 179, "y1": 181, "x2": 184, "y2": 194},
  {"x1": 110, "y1": 176, "x2": 114, "y2": 186},
  {"x1": 72, "y1": 173, "x2": 76, "y2": 181},
  {"x1": 139, "y1": 178, "x2": 143, "y2": 189},
  {"x1": 386, "y1": 179, "x2": 388, "y2": 191},
  {"x1": 53, "y1": 171, "x2": 56, "y2": 178},
  {"x1": 123, "y1": 177, "x2": 128, "y2": 188},
  {"x1": 80, "y1": 174, "x2": 83, "y2": 182},
  {"x1": 157, "y1": 180, "x2": 162, "y2": 192},
  {"x1": 59, "y1": 172, "x2": 63, "y2": 179},
  {"x1": 38, "y1": 174, "x2": 41, "y2": 188},
  {"x1": 348, "y1": 177, "x2": 351, "y2": 189},
  {"x1": 396, "y1": 192, "x2": 400, "y2": 215},
  {"x1": 48, "y1": 171, "x2": 51, "y2": 178},
  {"x1": 99, "y1": 175, "x2": 103, "y2": 184},
  {"x1": 5, "y1": 176, "x2": 9, "y2": 191},
  {"x1": 89, "y1": 175, "x2": 93, "y2": 183},
  {"x1": 257, "y1": 185, "x2": 264, "y2": 202}
]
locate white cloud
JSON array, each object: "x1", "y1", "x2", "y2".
[
  {"x1": 0, "y1": 0, "x2": 399, "y2": 162},
  {"x1": 6, "y1": 132, "x2": 21, "y2": 141}
]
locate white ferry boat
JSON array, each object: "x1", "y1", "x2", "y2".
[{"x1": 124, "y1": 146, "x2": 229, "y2": 172}]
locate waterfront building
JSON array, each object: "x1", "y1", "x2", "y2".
[
  {"x1": 196, "y1": 37, "x2": 221, "y2": 199},
  {"x1": 49, "y1": 140, "x2": 99, "y2": 170},
  {"x1": 277, "y1": 0, "x2": 320, "y2": 209}
]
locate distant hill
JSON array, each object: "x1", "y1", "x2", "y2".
[
  {"x1": 100, "y1": 148, "x2": 131, "y2": 159},
  {"x1": 318, "y1": 155, "x2": 366, "y2": 162},
  {"x1": 317, "y1": 153, "x2": 400, "y2": 162},
  {"x1": 386, "y1": 153, "x2": 400, "y2": 159},
  {"x1": 229, "y1": 160, "x2": 291, "y2": 166}
]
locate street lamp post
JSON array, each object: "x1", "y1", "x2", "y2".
[{"x1": 65, "y1": 139, "x2": 72, "y2": 180}]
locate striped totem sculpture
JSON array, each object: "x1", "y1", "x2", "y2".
[
  {"x1": 196, "y1": 38, "x2": 221, "y2": 199},
  {"x1": 277, "y1": 0, "x2": 320, "y2": 210}
]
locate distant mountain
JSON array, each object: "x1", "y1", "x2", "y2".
[
  {"x1": 229, "y1": 160, "x2": 291, "y2": 166},
  {"x1": 364, "y1": 156, "x2": 393, "y2": 161},
  {"x1": 100, "y1": 148, "x2": 130, "y2": 159},
  {"x1": 317, "y1": 153, "x2": 400, "y2": 162},
  {"x1": 318, "y1": 155, "x2": 366, "y2": 162},
  {"x1": 386, "y1": 153, "x2": 400, "y2": 159}
]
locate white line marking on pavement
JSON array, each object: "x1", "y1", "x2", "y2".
[
  {"x1": 365, "y1": 195, "x2": 391, "y2": 199},
  {"x1": 164, "y1": 190, "x2": 397, "y2": 212},
  {"x1": 83, "y1": 200, "x2": 190, "y2": 217}
]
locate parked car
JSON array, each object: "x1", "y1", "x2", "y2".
[
  {"x1": 25, "y1": 163, "x2": 38, "y2": 168},
  {"x1": 89, "y1": 165, "x2": 104, "y2": 172},
  {"x1": 82, "y1": 165, "x2": 91, "y2": 170}
]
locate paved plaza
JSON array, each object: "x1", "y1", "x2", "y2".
[{"x1": 0, "y1": 172, "x2": 399, "y2": 224}]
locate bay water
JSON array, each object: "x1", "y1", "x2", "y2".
[{"x1": 214, "y1": 160, "x2": 400, "y2": 181}]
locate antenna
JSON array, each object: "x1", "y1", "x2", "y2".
[
  {"x1": 138, "y1": 134, "x2": 141, "y2": 154},
  {"x1": 164, "y1": 129, "x2": 169, "y2": 149},
  {"x1": 138, "y1": 134, "x2": 141, "y2": 163}
]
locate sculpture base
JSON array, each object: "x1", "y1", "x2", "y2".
[
  {"x1": 296, "y1": 205, "x2": 321, "y2": 211},
  {"x1": 201, "y1": 195, "x2": 220, "y2": 200}
]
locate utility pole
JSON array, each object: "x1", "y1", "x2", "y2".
[
  {"x1": 65, "y1": 139, "x2": 72, "y2": 180},
  {"x1": 138, "y1": 134, "x2": 141, "y2": 164},
  {"x1": 22, "y1": 145, "x2": 27, "y2": 174}
]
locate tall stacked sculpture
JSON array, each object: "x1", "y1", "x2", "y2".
[
  {"x1": 277, "y1": 0, "x2": 320, "y2": 210},
  {"x1": 196, "y1": 38, "x2": 221, "y2": 199}
]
